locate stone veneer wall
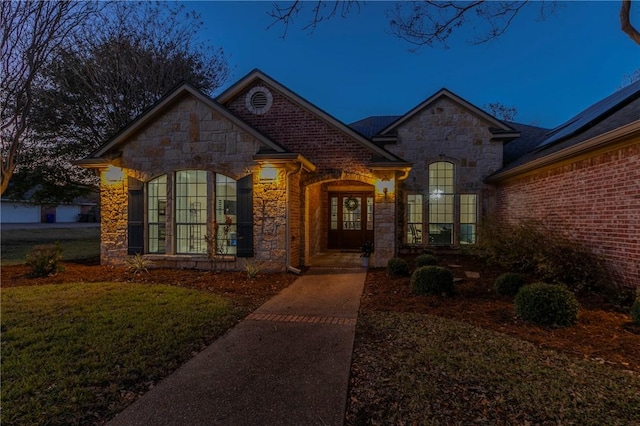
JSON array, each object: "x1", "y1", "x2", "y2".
[
  {"x1": 386, "y1": 96, "x2": 504, "y2": 246},
  {"x1": 100, "y1": 179, "x2": 129, "y2": 265},
  {"x1": 494, "y1": 141, "x2": 640, "y2": 288},
  {"x1": 253, "y1": 171, "x2": 287, "y2": 268},
  {"x1": 100, "y1": 93, "x2": 288, "y2": 270}
]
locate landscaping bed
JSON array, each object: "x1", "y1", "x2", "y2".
[{"x1": 359, "y1": 252, "x2": 640, "y2": 373}]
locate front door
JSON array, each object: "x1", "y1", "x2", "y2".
[{"x1": 328, "y1": 192, "x2": 374, "y2": 250}]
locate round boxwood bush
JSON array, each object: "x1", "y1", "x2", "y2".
[
  {"x1": 387, "y1": 257, "x2": 410, "y2": 277},
  {"x1": 631, "y1": 298, "x2": 640, "y2": 325},
  {"x1": 415, "y1": 254, "x2": 438, "y2": 267},
  {"x1": 494, "y1": 272, "x2": 526, "y2": 296},
  {"x1": 514, "y1": 282, "x2": 579, "y2": 327},
  {"x1": 411, "y1": 266, "x2": 453, "y2": 296}
]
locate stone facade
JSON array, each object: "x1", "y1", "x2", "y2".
[
  {"x1": 386, "y1": 96, "x2": 503, "y2": 247},
  {"x1": 95, "y1": 76, "x2": 401, "y2": 270}
]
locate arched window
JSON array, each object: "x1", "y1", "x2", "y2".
[
  {"x1": 428, "y1": 162, "x2": 454, "y2": 245},
  {"x1": 145, "y1": 171, "x2": 242, "y2": 256}
]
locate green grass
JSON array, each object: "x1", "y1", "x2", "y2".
[
  {"x1": 1, "y1": 283, "x2": 239, "y2": 425},
  {"x1": 347, "y1": 311, "x2": 640, "y2": 425},
  {"x1": 1, "y1": 227, "x2": 100, "y2": 265}
]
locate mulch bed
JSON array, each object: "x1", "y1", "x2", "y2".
[{"x1": 361, "y1": 252, "x2": 640, "y2": 374}]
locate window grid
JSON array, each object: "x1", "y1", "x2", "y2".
[
  {"x1": 215, "y1": 174, "x2": 237, "y2": 255},
  {"x1": 175, "y1": 170, "x2": 208, "y2": 254},
  {"x1": 407, "y1": 194, "x2": 423, "y2": 244},
  {"x1": 147, "y1": 175, "x2": 167, "y2": 254},
  {"x1": 460, "y1": 194, "x2": 477, "y2": 245},
  {"x1": 428, "y1": 162, "x2": 454, "y2": 245}
]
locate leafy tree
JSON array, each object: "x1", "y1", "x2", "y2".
[
  {"x1": 6, "y1": 2, "x2": 230, "y2": 204},
  {"x1": 269, "y1": 1, "x2": 640, "y2": 49},
  {"x1": 483, "y1": 102, "x2": 518, "y2": 122},
  {"x1": 1, "y1": 0, "x2": 98, "y2": 196}
]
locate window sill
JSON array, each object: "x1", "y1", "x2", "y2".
[{"x1": 143, "y1": 254, "x2": 236, "y2": 262}]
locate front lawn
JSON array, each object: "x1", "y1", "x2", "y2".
[
  {"x1": 1, "y1": 283, "x2": 239, "y2": 425},
  {"x1": 347, "y1": 311, "x2": 640, "y2": 424},
  {"x1": 1, "y1": 227, "x2": 100, "y2": 265}
]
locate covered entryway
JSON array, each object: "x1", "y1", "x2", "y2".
[{"x1": 328, "y1": 192, "x2": 374, "y2": 251}]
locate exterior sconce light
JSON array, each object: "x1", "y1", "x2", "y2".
[
  {"x1": 376, "y1": 175, "x2": 394, "y2": 200},
  {"x1": 103, "y1": 165, "x2": 125, "y2": 185},
  {"x1": 259, "y1": 163, "x2": 278, "y2": 182}
]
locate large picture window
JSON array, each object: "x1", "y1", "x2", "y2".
[
  {"x1": 404, "y1": 162, "x2": 478, "y2": 246},
  {"x1": 142, "y1": 171, "x2": 248, "y2": 257}
]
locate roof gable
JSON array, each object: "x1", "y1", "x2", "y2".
[
  {"x1": 91, "y1": 83, "x2": 286, "y2": 159},
  {"x1": 217, "y1": 69, "x2": 407, "y2": 163},
  {"x1": 378, "y1": 88, "x2": 517, "y2": 137}
]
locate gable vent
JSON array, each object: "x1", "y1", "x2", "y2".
[
  {"x1": 245, "y1": 86, "x2": 273, "y2": 115},
  {"x1": 251, "y1": 92, "x2": 268, "y2": 109}
]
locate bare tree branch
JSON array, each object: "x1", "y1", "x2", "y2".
[
  {"x1": 621, "y1": 0, "x2": 640, "y2": 45},
  {"x1": 268, "y1": 1, "x2": 360, "y2": 37}
]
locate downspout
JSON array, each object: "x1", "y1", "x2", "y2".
[{"x1": 285, "y1": 163, "x2": 304, "y2": 274}]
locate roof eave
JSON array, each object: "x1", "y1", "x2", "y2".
[
  {"x1": 253, "y1": 152, "x2": 317, "y2": 172},
  {"x1": 487, "y1": 119, "x2": 640, "y2": 183}
]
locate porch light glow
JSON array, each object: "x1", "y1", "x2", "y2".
[
  {"x1": 103, "y1": 165, "x2": 125, "y2": 185},
  {"x1": 259, "y1": 163, "x2": 278, "y2": 182}
]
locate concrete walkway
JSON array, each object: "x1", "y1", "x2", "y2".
[{"x1": 108, "y1": 267, "x2": 366, "y2": 426}]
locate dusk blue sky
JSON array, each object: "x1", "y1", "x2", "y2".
[{"x1": 186, "y1": 1, "x2": 639, "y2": 129}]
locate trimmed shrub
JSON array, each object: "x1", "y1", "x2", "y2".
[
  {"x1": 411, "y1": 266, "x2": 453, "y2": 296},
  {"x1": 514, "y1": 282, "x2": 579, "y2": 327},
  {"x1": 387, "y1": 257, "x2": 410, "y2": 277},
  {"x1": 631, "y1": 298, "x2": 640, "y2": 325},
  {"x1": 26, "y1": 244, "x2": 64, "y2": 277},
  {"x1": 494, "y1": 272, "x2": 526, "y2": 296},
  {"x1": 415, "y1": 254, "x2": 437, "y2": 267}
]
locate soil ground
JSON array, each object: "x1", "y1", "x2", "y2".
[{"x1": 2, "y1": 253, "x2": 638, "y2": 374}]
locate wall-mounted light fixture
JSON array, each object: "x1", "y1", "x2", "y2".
[
  {"x1": 375, "y1": 175, "x2": 394, "y2": 200},
  {"x1": 259, "y1": 163, "x2": 278, "y2": 182},
  {"x1": 103, "y1": 165, "x2": 125, "y2": 185}
]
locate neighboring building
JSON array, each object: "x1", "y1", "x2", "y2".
[
  {"x1": 78, "y1": 69, "x2": 639, "y2": 287},
  {"x1": 0, "y1": 198, "x2": 97, "y2": 224}
]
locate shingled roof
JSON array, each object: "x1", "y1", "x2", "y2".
[{"x1": 498, "y1": 81, "x2": 640, "y2": 173}]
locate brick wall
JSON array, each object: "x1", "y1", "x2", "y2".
[
  {"x1": 224, "y1": 80, "x2": 373, "y2": 176},
  {"x1": 494, "y1": 142, "x2": 640, "y2": 287}
]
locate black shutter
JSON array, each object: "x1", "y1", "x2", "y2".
[
  {"x1": 128, "y1": 178, "x2": 144, "y2": 255},
  {"x1": 236, "y1": 174, "x2": 253, "y2": 257}
]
